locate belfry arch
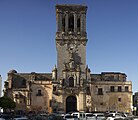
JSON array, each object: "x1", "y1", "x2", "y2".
[{"x1": 68, "y1": 14, "x2": 74, "y2": 32}]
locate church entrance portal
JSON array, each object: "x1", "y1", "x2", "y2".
[{"x1": 66, "y1": 96, "x2": 77, "y2": 113}]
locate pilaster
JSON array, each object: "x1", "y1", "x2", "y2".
[
  {"x1": 58, "y1": 13, "x2": 62, "y2": 32},
  {"x1": 79, "y1": 91, "x2": 86, "y2": 111},
  {"x1": 80, "y1": 14, "x2": 84, "y2": 33},
  {"x1": 83, "y1": 14, "x2": 86, "y2": 33},
  {"x1": 74, "y1": 13, "x2": 77, "y2": 32}
]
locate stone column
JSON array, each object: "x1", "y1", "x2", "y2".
[
  {"x1": 65, "y1": 14, "x2": 68, "y2": 32},
  {"x1": 76, "y1": 72, "x2": 80, "y2": 85},
  {"x1": 80, "y1": 14, "x2": 84, "y2": 33},
  {"x1": 74, "y1": 13, "x2": 77, "y2": 32},
  {"x1": 79, "y1": 91, "x2": 86, "y2": 111},
  {"x1": 27, "y1": 92, "x2": 30, "y2": 106},
  {"x1": 63, "y1": 71, "x2": 66, "y2": 79},
  {"x1": 7, "y1": 73, "x2": 12, "y2": 89},
  {"x1": 81, "y1": 13, "x2": 86, "y2": 33}
]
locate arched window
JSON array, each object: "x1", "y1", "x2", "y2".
[
  {"x1": 62, "y1": 16, "x2": 65, "y2": 32},
  {"x1": 62, "y1": 79, "x2": 65, "y2": 86},
  {"x1": 36, "y1": 89, "x2": 43, "y2": 96},
  {"x1": 69, "y1": 77, "x2": 74, "y2": 87},
  {"x1": 77, "y1": 17, "x2": 80, "y2": 32},
  {"x1": 69, "y1": 15, "x2": 74, "y2": 32},
  {"x1": 22, "y1": 79, "x2": 26, "y2": 86}
]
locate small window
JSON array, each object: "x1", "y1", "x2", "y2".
[
  {"x1": 36, "y1": 90, "x2": 42, "y2": 96},
  {"x1": 86, "y1": 87, "x2": 90, "y2": 94},
  {"x1": 110, "y1": 86, "x2": 115, "y2": 92},
  {"x1": 118, "y1": 86, "x2": 122, "y2": 92},
  {"x1": 53, "y1": 86, "x2": 56, "y2": 91},
  {"x1": 98, "y1": 88, "x2": 103, "y2": 95},
  {"x1": 125, "y1": 86, "x2": 129, "y2": 92},
  {"x1": 50, "y1": 100, "x2": 52, "y2": 107},
  {"x1": 22, "y1": 79, "x2": 26, "y2": 86},
  {"x1": 100, "y1": 103, "x2": 103, "y2": 105},
  {"x1": 118, "y1": 98, "x2": 121, "y2": 102},
  {"x1": 69, "y1": 77, "x2": 74, "y2": 87},
  {"x1": 62, "y1": 79, "x2": 65, "y2": 86},
  {"x1": 15, "y1": 94, "x2": 18, "y2": 98}
]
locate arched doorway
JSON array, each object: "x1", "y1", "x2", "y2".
[{"x1": 66, "y1": 95, "x2": 77, "y2": 113}]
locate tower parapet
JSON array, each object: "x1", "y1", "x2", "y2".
[{"x1": 56, "y1": 4, "x2": 87, "y2": 35}]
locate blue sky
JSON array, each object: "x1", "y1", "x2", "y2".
[{"x1": 0, "y1": 0, "x2": 138, "y2": 93}]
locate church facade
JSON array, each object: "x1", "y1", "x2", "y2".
[{"x1": 4, "y1": 4, "x2": 132, "y2": 114}]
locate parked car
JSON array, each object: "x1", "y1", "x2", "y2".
[
  {"x1": 106, "y1": 113, "x2": 125, "y2": 120},
  {"x1": 13, "y1": 117, "x2": 28, "y2": 120},
  {"x1": 71, "y1": 112, "x2": 85, "y2": 120},
  {"x1": 31, "y1": 115, "x2": 47, "y2": 120},
  {"x1": 85, "y1": 113, "x2": 96, "y2": 120},
  {"x1": 48, "y1": 113, "x2": 57, "y2": 120},
  {"x1": 124, "y1": 116, "x2": 138, "y2": 120},
  {"x1": 93, "y1": 113, "x2": 106, "y2": 120},
  {"x1": 0, "y1": 114, "x2": 12, "y2": 120},
  {"x1": 64, "y1": 115, "x2": 78, "y2": 120},
  {"x1": 57, "y1": 113, "x2": 65, "y2": 119}
]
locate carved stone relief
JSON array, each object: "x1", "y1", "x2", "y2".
[
  {"x1": 56, "y1": 38, "x2": 87, "y2": 47},
  {"x1": 56, "y1": 32, "x2": 87, "y2": 40}
]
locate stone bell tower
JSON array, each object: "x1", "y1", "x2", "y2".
[
  {"x1": 55, "y1": 4, "x2": 87, "y2": 80},
  {"x1": 53, "y1": 4, "x2": 89, "y2": 113}
]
